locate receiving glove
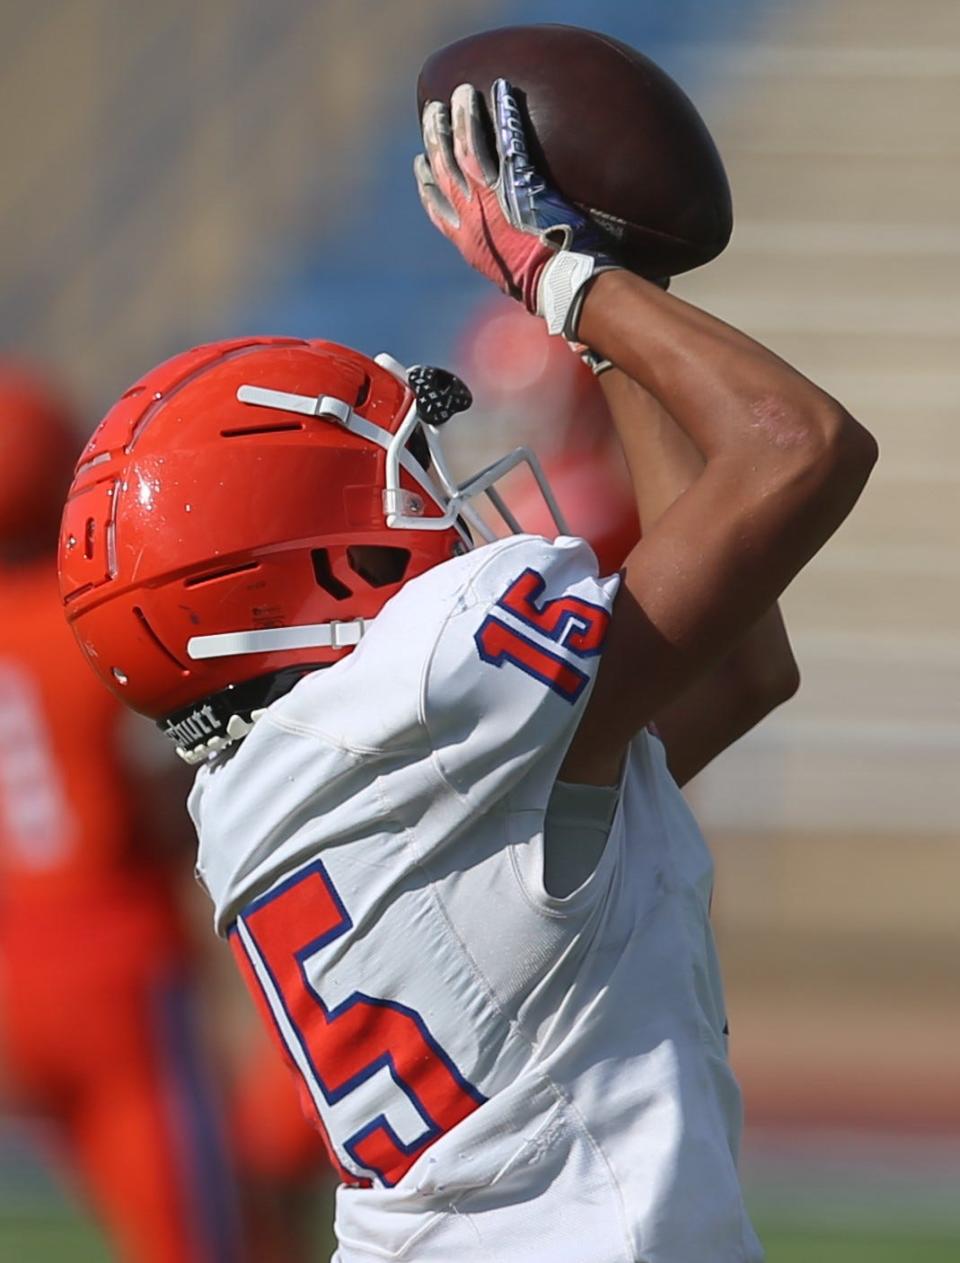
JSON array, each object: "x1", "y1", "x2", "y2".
[{"x1": 415, "y1": 78, "x2": 618, "y2": 340}]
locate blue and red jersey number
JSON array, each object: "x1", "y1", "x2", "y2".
[
  {"x1": 475, "y1": 568, "x2": 611, "y2": 702},
  {"x1": 229, "y1": 861, "x2": 484, "y2": 1188}
]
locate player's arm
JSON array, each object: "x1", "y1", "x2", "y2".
[
  {"x1": 559, "y1": 271, "x2": 876, "y2": 783},
  {"x1": 416, "y1": 80, "x2": 878, "y2": 785},
  {"x1": 597, "y1": 370, "x2": 799, "y2": 786}
]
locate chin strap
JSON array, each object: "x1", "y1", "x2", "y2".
[{"x1": 187, "y1": 618, "x2": 366, "y2": 661}]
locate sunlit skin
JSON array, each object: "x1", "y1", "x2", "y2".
[
  {"x1": 561, "y1": 270, "x2": 878, "y2": 786},
  {"x1": 596, "y1": 369, "x2": 800, "y2": 789}
]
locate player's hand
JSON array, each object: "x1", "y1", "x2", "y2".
[{"x1": 415, "y1": 79, "x2": 617, "y2": 337}]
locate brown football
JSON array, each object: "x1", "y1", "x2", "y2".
[{"x1": 418, "y1": 24, "x2": 732, "y2": 278}]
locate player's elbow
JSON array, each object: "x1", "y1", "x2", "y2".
[
  {"x1": 816, "y1": 401, "x2": 879, "y2": 485},
  {"x1": 795, "y1": 400, "x2": 879, "y2": 500},
  {"x1": 750, "y1": 650, "x2": 800, "y2": 713},
  {"x1": 724, "y1": 644, "x2": 800, "y2": 727},
  {"x1": 750, "y1": 396, "x2": 878, "y2": 524}
]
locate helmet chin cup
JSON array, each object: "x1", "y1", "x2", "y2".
[{"x1": 404, "y1": 365, "x2": 473, "y2": 427}]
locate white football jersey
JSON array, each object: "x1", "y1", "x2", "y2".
[{"x1": 189, "y1": 534, "x2": 763, "y2": 1263}]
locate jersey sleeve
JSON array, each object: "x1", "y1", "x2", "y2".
[{"x1": 422, "y1": 535, "x2": 620, "y2": 807}]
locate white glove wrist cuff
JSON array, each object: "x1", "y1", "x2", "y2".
[{"x1": 537, "y1": 251, "x2": 602, "y2": 337}]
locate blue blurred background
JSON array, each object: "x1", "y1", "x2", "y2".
[
  {"x1": 0, "y1": 1, "x2": 958, "y2": 1259},
  {"x1": 0, "y1": 0, "x2": 771, "y2": 398}
]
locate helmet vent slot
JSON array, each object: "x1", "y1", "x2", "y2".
[
  {"x1": 220, "y1": 422, "x2": 303, "y2": 438},
  {"x1": 347, "y1": 546, "x2": 410, "y2": 588},
  {"x1": 311, "y1": 549, "x2": 352, "y2": 601},
  {"x1": 184, "y1": 561, "x2": 261, "y2": 588},
  {"x1": 355, "y1": 375, "x2": 371, "y2": 408}
]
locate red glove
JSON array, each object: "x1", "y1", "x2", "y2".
[{"x1": 415, "y1": 79, "x2": 616, "y2": 338}]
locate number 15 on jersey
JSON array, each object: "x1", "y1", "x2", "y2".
[
  {"x1": 230, "y1": 860, "x2": 484, "y2": 1187},
  {"x1": 475, "y1": 567, "x2": 611, "y2": 702}
]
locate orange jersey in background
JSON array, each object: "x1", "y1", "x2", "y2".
[
  {"x1": 0, "y1": 560, "x2": 187, "y2": 964},
  {"x1": 0, "y1": 558, "x2": 240, "y2": 1263},
  {"x1": 0, "y1": 563, "x2": 170, "y2": 893}
]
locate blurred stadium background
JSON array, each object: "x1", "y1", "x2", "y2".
[{"x1": 1, "y1": 0, "x2": 957, "y2": 1259}]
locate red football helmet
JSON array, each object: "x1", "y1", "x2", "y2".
[
  {"x1": 59, "y1": 337, "x2": 564, "y2": 760},
  {"x1": 0, "y1": 362, "x2": 79, "y2": 555}
]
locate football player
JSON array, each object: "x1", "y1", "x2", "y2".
[
  {"x1": 58, "y1": 81, "x2": 876, "y2": 1262},
  {"x1": 0, "y1": 363, "x2": 241, "y2": 1263}
]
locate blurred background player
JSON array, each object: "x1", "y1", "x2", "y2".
[
  {"x1": 0, "y1": 363, "x2": 243, "y2": 1263},
  {"x1": 456, "y1": 295, "x2": 639, "y2": 572},
  {"x1": 228, "y1": 1031, "x2": 331, "y2": 1263}
]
